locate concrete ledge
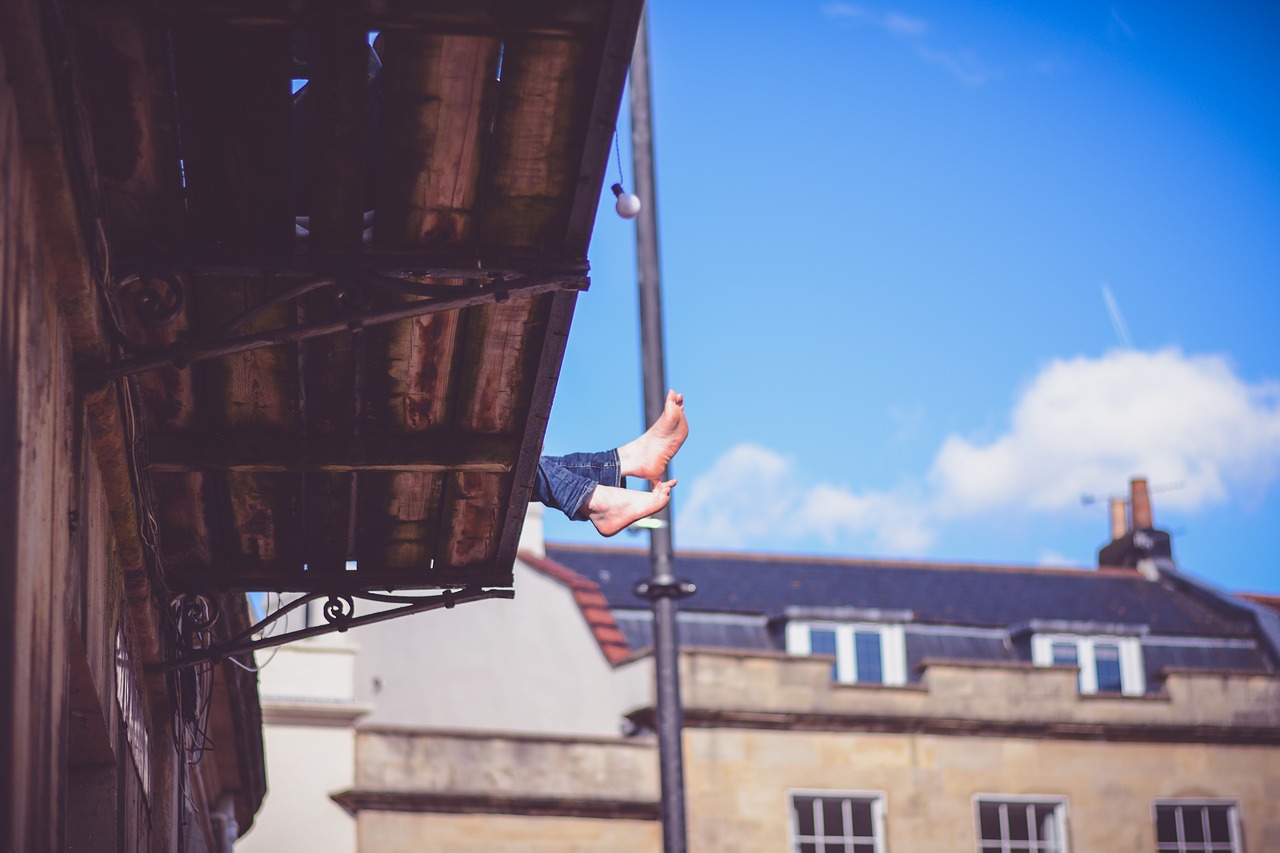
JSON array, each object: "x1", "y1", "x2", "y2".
[
  {"x1": 331, "y1": 790, "x2": 660, "y2": 821},
  {"x1": 262, "y1": 699, "x2": 373, "y2": 727},
  {"x1": 625, "y1": 706, "x2": 1280, "y2": 745}
]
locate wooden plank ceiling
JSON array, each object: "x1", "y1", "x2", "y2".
[{"x1": 68, "y1": 0, "x2": 641, "y2": 593}]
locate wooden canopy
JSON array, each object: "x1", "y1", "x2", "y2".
[{"x1": 69, "y1": 0, "x2": 642, "y2": 593}]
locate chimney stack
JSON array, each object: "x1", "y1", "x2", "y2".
[
  {"x1": 1097, "y1": 475, "x2": 1172, "y2": 573},
  {"x1": 1108, "y1": 497, "x2": 1128, "y2": 540},
  {"x1": 1131, "y1": 477, "x2": 1153, "y2": 530}
]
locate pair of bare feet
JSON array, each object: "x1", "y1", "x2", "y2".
[{"x1": 583, "y1": 390, "x2": 688, "y2": 537}]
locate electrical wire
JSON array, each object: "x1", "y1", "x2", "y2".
[
  {"x1": 224, "y1": 591, "x2": 289, "y2": 672},
  {"x1": 613, "y1": 130, "x2": 627, "y2": 188}
]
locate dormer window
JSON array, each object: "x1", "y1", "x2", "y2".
[
  {"x1": 1031, "y1": 633, "x2": 1145, "y2": 696},
  {"x1": 785, "y1": 622, "x2": 907, "y2": 686}
]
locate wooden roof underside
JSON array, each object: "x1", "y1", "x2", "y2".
[{"x1": 69, "y1": 0, "x2": 641, "y2": 592}]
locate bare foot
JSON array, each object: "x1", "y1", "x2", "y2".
[
  {"x1": 617, "y1": 390, "x2": 688, "y2": 480},
  {"x1": 585, "y1": 480, "x2": 676, "y2": 537}
]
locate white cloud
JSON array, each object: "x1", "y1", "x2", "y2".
[
  {"x1": 677, "y1": 444, "x2": 799, "y2": 549},
  {"x1": 883, "y1": 12, "x2": 928, "y2": 37},
  {"x1": 821, "y1": 3, "x2": 869, "y2": 22},
  {"x1": 929, "y1": 349, "x2": 1280, "y2": 516},
  {"x1": 676, "y1": 444, "x2": 932, "y2": 555},
  {"x1": 679, "y1": 349, "x2": 1280, "y2": 556},
  {"x1": 914, "y1": 45, "x2": 999, "y2": 87},
  {"x1": 1031, "y1": 56, "x2": 1070, "y2": 78},
  {"x1": 821, "y1": 4, "x2": 994, "y2": 86},
  {"x1": 822, "y1": 3, "x2": 924, "y2": 36},
  {"x1": 1108, "y1": 7, "x2": 1136, "y2": 40}
]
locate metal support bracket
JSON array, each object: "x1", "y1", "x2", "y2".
[
  {"x1": 633, "y1": 576, "x2": 697, "y2": 601},
  {"x1": 88, "y1": 263, "x2": 589, "y2": 385},
  {"x1": 146, "y1": 586, "x2": 514, "y2": 674}
]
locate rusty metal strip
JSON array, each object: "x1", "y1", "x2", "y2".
[{"x1": 86, "y1": 274, "x2": 587, "y2": 383}]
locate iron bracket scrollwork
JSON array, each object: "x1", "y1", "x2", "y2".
[{"x1": 146, "y1": 586, "x2": 514, "y2": 674}]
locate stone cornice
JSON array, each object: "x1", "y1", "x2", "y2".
[
  {"x1": 262, "y1": 699, "x2": 373, "y2": 727},
  {"x1": 330, "y1": 790, "x2": 660, "y2": 821},
  {"x1": 666, "y1": 649, "x2": 1280, "y2": 742},
  {"x1": 627, "y1": 706, "x2": 1280, "y2": 745}
]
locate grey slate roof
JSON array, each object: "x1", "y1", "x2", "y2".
[{"x1": 544, "y1": 544, "x2": 1257, "y2": 639}]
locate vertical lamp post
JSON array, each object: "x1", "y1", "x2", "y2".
[{"x1": 627, "y1": 6, "x2": 695, "y2": 853}]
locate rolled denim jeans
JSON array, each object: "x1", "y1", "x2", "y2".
[{"x1": 534, "y1": 450, "x2": 622, "y2": 520}]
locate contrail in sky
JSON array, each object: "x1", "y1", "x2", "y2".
[{"x1": 1100, "y1": 281, "x2": 1134, "y2": 348}]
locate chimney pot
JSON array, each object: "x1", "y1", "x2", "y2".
[
  {"x1": 1131, "y1": 477, "x2": 1153, "y2": 530},
  {"x1": 1108, "y1": 497, "x2": 1128, "y2": 540}
]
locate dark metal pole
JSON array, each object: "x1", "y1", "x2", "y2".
[{"x1": 628, "y1": 7, "x2": 694, "y2": 853}]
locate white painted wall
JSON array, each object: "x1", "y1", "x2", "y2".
[
  {"x1": 238, "y1": 719, "x2": 358, "y2": 853},
  {"x1": 351, "y1": 505, "x2": 651, "y2": 736},
  {"x1": 238, "y1": 629, "x2": 368, "y2": 853}
]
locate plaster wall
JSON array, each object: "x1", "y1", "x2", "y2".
[
  {"x1": 258, "y1": 624, "x2": 361, "y2": 704},
  {"x1": 240, "y1": 633, "x2": 366, "y2": 853},
  {"x1": 239, "y1": 721, "x2": 359, "y2": 853},
  {"x1": 351, "y1": 510, "x2": 649, "y2": 737}
]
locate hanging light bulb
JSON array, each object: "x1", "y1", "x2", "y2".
[{"x1": 611, "y1": 183, "x2": 641, "y2": 219}]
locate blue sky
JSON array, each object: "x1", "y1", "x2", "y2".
[{"x1": 539, "y1": 1, "x2": 1280, "y2": 596}]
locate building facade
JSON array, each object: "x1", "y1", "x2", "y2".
[
  {"x1": 1, "y1": 1, "x2": 266, "y2": 847},
  {"x1": 248, "y1": 488, "x2": 1280, "y2": 852}
]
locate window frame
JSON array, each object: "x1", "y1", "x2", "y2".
[
  {"x1": 1152, "y1": 799, "x2": 1242, "y2": 853},
  {"x1": 972, "y1": 793, "x2": 1070, "y2": 853},
  {"x1": 787, "y1": 788, "x2": 888, "y2": 853},
  {"x1": 785, "y1": 621, "x2": 908, "y2": 686},
  {"x1": 1030, "y1": 633, "x2": 1146, "y2": 696}
]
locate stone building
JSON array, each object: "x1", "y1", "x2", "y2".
[{"x1": 246, "y1": 482, "x2": 1280, "y2": 852}]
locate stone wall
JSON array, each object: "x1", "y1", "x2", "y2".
[
  {"x1": 685, "y1": 728, "x2": 1280, "y2": 852},
  {"x1": 672, "y1": 647, "x2": 1280, "y2": 735},
  {"x1": 668, "y1": 648, "x2": 1280, "y2": 852},
  {"x1": 340, "y1": 728, "x2": 661, "y2": 852}
]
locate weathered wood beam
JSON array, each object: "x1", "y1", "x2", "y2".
[
  {"x1": 298, "y1": 27, "x2": 369, "y2": 575},
  {"x1": 478, "y1": 36, "x2": 586, "y2": 250},
  {"x1": 109, "y1": 249, "x2": 589, "y2": 279},
  {"x1": 224, "y1": 470, "x2": 302, "y2": 571},
  {"x1": 493, "y1": 288, "x2": 577, "y2": 573},
  {"x1": 304, "y1": 28, "x2": 369, "y2": 248},
  {"x1": 72, "y1": 17, "x2": 185, "y2": 253},
  {"x1": 171, "y1": 23, "x2": 293, "y2": 247},
  {"x1": 428, "y1": 33, "x2": 597, "y2": 574},
  {"x1": 67, "y1": 1, "x2": 602, "y2": 37},
  {"x1": 163, "y1": 563, "x2": 512, "y2": 593},
  {"x1": 368, "y1": 31, "x2": 500, "y2": 575},
  {"x1": 355, "y1": 471, "x2": 446, "y2": 575},
  {"x1": 146, "y1": 433, "x2": 517, "y2": 473},
  {"x1": 374, "y1": 32, "x2": 498, "y2": 249}
]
